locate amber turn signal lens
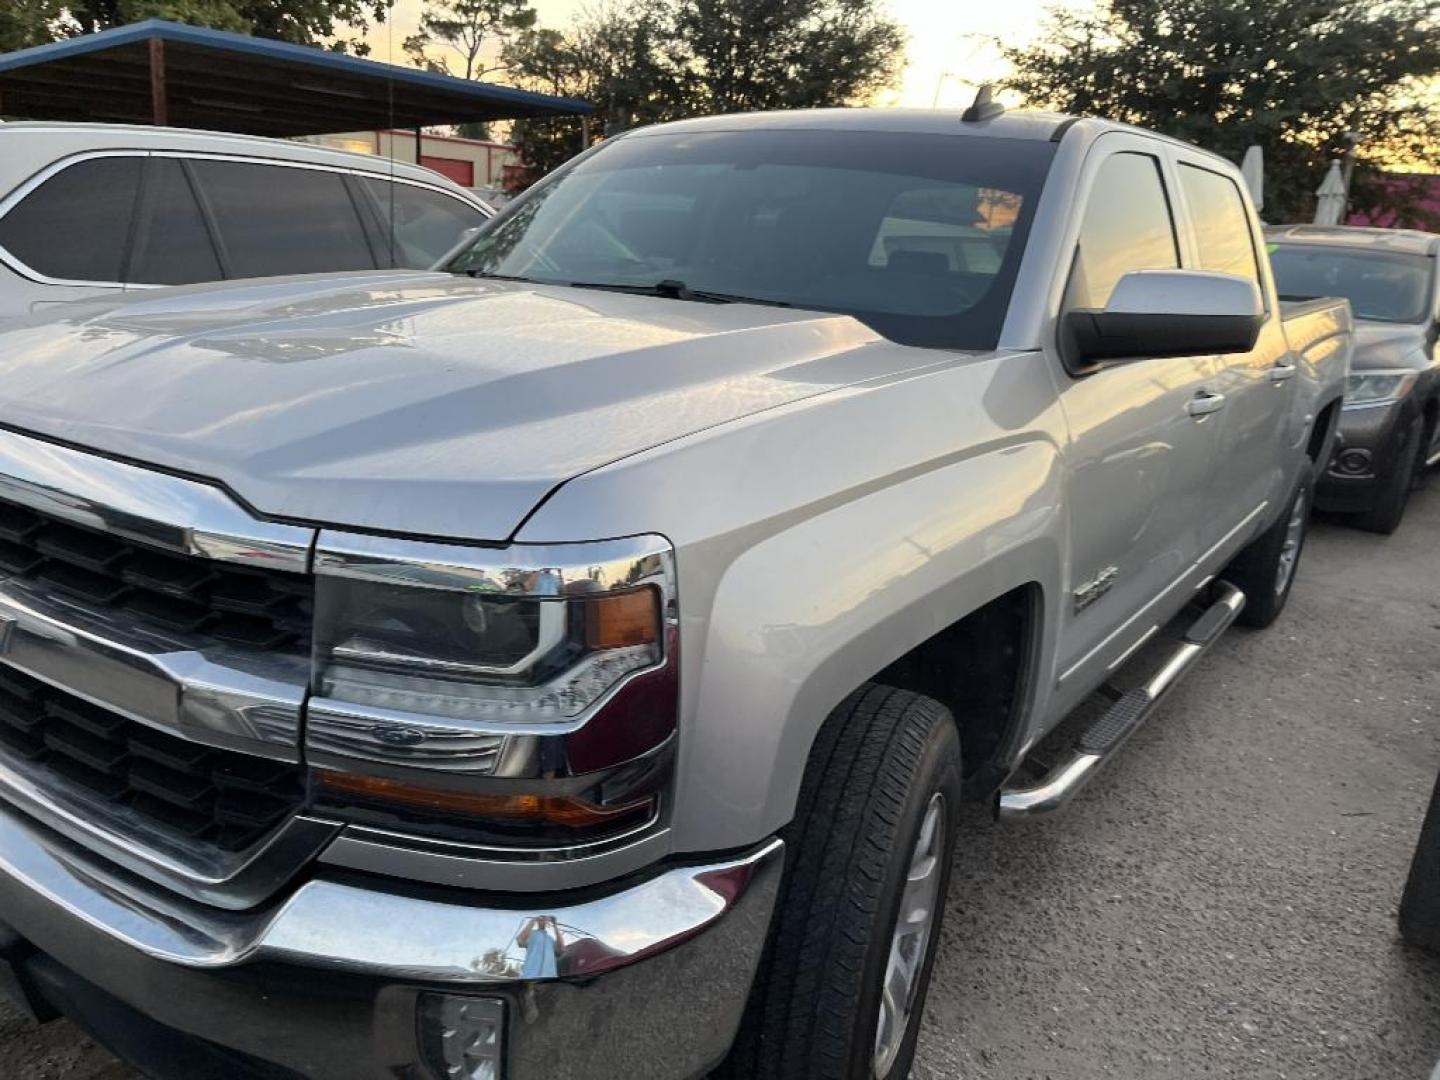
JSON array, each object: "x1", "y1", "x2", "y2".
[
  {"x1": 584, "y1": 588, "x2": 660, "y2": 649},
  {"x1": 315, "y1": 769, "x2": 653, "y2": 829}
]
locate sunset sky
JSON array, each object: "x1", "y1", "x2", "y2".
[{"x1": 361, "y1": 0, "x2": 1068, "y2": 110}]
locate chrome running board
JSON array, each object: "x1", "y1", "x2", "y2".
[{"x1": 998, "y1": 582, "x2": 1246, "y2": 821}]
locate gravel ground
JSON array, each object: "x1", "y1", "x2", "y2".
[{"x1": 3, "y1": 487, "x2": 1439, "y2": 1080}]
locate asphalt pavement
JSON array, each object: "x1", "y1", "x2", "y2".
[
  {"x1": 3, "y1": 486, "x2": 1439, "y2": 1080},
  {"x1": 916, "y1": 483, "x2": 1440, "y2": 1079}
]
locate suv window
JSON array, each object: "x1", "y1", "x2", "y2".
[
  {"x1": 1068, "y1": 152, "x2": 1178, "y2": 310},
  {"x1": 360, "y1": 179, "x2": 488, "y2": 268},
  {"x1": 127, "y1": 159, "x2": 223, "y2": 286},
  {"x1": 189, "y1": 160, "x2": 377, "y2": 279},
  {"x1": 0, "y1": 156, "x2": 142, "y2": 283},
  {"x1": 1178, "y1": 164, "x2": 1261, "y2": 283}
]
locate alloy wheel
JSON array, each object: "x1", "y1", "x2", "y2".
[{"x1": 873, "y1": 793, "x2": 946, "y2": 1078}]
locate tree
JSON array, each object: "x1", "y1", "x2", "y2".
[
  {"x1": 1003, "y1": 0, "x2": 1440, "y2": 225},
  {"x1": 670, "y1": 0, "x2": 903, "y2": 115},
  {"x1": 403, "y1": 0, "x2": 537, "y2": 81},
  {"x1": 504, "y1": 0, "x2": 904, "y2": 181},
  {"x1": 503, "y1": 3, "x2": 679, "y2": 178},
  {"x1": 0, "y1": 0, "x2": 67, "y2": 52},
  {"x1": 5, "y1": 0, "x2": 389, "y2": 54}
]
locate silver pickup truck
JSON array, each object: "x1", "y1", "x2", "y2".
[{"x1": 0, "y1": 108, "x2": 1349, "y2": 1080}]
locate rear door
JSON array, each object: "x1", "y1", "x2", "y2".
[
  {"x1": 1050, "y1": 138, "x2": 1224, "y2": 700},
  {"x1": 185, "y1": 158, "x2": 381, "y2": 279},
  {"x1": 1171, "y1": 157, "x2": 1291, "y2": 559},
  {"x1": 126, "y1": 158, "x2": 224, "y2": 286}
]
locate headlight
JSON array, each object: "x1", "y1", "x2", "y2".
[
  {"x1": 305, "y1": 533, "x2": 678, "y2": 845},
  {"x1": 312, "y1": 533, "x2": 671, "y2": 726},
  {"x1": 1344, "y1": 369, "x2": 1418, "y2": 407}
]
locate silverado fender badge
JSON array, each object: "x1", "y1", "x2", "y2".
[
  {"x1": 1073, "y1": 566, "x2": 1119, "y2": 613},
  {"x1": 371, "y1": 723, "x2": 427, "y2": 747}
]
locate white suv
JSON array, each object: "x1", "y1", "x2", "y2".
[{"x1": 0, "y1": 122, "x2": 492, "y2": 318}]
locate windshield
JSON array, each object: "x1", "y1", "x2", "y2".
[
  {"x1": 446, "y1": 128, "x2": 1055, "y2": 350},
  {"x1": 1268, "y1": 244, "x2": 1435, "y2": 324}
]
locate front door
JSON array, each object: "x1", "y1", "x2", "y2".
[{"x1": 1050, "y1": 142, "x2": 1224, "y2": 703}]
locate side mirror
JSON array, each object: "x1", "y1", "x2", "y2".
[{"x1": 1065, "y1": 270, "x2": 1264, "y2": 365}]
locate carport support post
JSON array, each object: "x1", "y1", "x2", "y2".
[{"x1": 148, "y1": 36, "x2": 168, "y2": 126}]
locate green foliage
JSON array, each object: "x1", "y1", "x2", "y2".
[
  {"x1": 1002, "y1": 0, "x2": 1440, "y2": 225},
  {"x1": 403, "y1": 0, "x2": 536, "y2": 80},
  {"x1": 671, "y1": 0, "x2": 903, "y2": 115},
  {"x1": 0, "y1": 0, "x2": 68, "y2": 52},
  {"x1": 2, "y1": 0, "x2": 390, "y2": 53},
  {"x1": 504, "y1": 0, "x2": 903, "y2": 179}
]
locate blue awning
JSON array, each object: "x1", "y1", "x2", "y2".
[{"x1": 0, "y1": 19, "x2": 591, "y2": 135}]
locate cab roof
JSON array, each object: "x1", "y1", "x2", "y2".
[
  {"x1": 628, "y1": 107, "x2": 1073, "y2": 141},
  {"x1": 625, "y1": 108, "x2": 1242, "y2": 171}
]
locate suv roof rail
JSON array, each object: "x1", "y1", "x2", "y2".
[{"x1": 961, "y1": 83, "x2": 1005, "y2": 123}]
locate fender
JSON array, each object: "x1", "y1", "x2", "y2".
[
  {"x1": 682, "y1": 442, "x2": 1063, "y2": 849},
  {"x1": 517, "y1": 346, "x2": 1070, "y2": 854}
]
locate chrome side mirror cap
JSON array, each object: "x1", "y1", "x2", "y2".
[{"x1": 1066, "y1": 269, "x2": 1265, "y2": 365}]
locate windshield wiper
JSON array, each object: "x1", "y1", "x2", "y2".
[
  {"x1": 465, "y1": 270, "x2": 548, "y2": 283},
  {"x1": 566, "y1": 279, "x2": 793, "y2": 308}
]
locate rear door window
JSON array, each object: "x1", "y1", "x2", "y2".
[
  {"x1": 0, "y1": 156, "x2": 143, "y2": 283},
  {"x1": 1067, "y1": 152, "x2": 1179, "y2": 310},
  {"x1": 360, "y1": 179, "x2": 488, "y2": 268},
  {"x1": 189, "y1": 160, "x2": 378, "y2": 279},
  {"x1": 126, "y1": 158, "x2": 223, "y2": 285},
  {"x1": 1178, "y1": 164, "x2": 1262, "y2": 284}
]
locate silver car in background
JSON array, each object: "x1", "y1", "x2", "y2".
[{"x1": 0, "y1": 122, "x2": 492, "y2": 319}]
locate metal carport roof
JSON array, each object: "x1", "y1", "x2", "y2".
[{"x1": 0, "y1": 19, "x2": 591, "y2": 136}]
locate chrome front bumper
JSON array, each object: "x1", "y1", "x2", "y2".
[{"x1": 0, "y1": 801, "x2": 784, "y2": 1079}]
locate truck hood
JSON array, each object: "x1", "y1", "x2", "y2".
[
  {"x1": 0, "y1": 271, "x2": 942, "y2": 541},
  {"x1": 1351, "y1": 320, "x2": 1432, "y2": 371}
]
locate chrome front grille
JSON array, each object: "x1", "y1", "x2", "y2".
[
  {"x1": 0, "y1": 500, "x2": 313, "y2": 650},
  {"x1": 0, "y1": 428, "x2": 329, "y2": 906},
  {"x1": 0, "y1": 665, "x2": 306, "y2": 853}
]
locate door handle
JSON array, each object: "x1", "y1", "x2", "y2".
[
  {"x1": 1269, "y1": 363, "x2": 1298, "y2": 383},
  {"x1": 1186, "y1": 391, "x2": 1227, "y2": 417}
]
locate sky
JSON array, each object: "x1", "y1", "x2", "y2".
[{"x1": 361, "y1": 0, "x2": 1066, "y2": 110}]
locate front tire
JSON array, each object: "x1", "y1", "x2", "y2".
[
  {"x1": 1356, "y1": 415, "x2": 1422, "y2": 535},
  {"x1": 1223, "y1": 468, "x2": 1314, "y2": 628},
  {"x1": 722, "y1": 685, "x2": 962, "y2": 1080}
]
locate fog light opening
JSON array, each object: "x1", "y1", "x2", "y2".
[
  {"x1": 419, "y1": 994, "x2": 505, "y2": 1080},
  {"x1": 1332, "y1": 448, "x2": 1373, "y2": 476}
]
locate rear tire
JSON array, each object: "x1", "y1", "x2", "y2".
[
  {"x1": 1223, "y1": 469, "x2": 1314, "y2": 629},
  {"x1": 721, "y1": 685, "x2": 962, "y2": 1080},
  {"x1": 1401, "y1": 770, "x2": 1440, "y2": 953},
  {"x1": 1356, "y1": 416, "x2": 1421, "y2": 535}
]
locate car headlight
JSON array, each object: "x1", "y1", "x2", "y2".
[
  {"x1": 306, "y1": 532, "x2": 678, "y2": 844},
  {"x1": 1344, "y1": 368, "x2": 1419, "y2": 407},
  {"x1": 312, "y1": 533, "x2": 672, "y2": 724}
]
